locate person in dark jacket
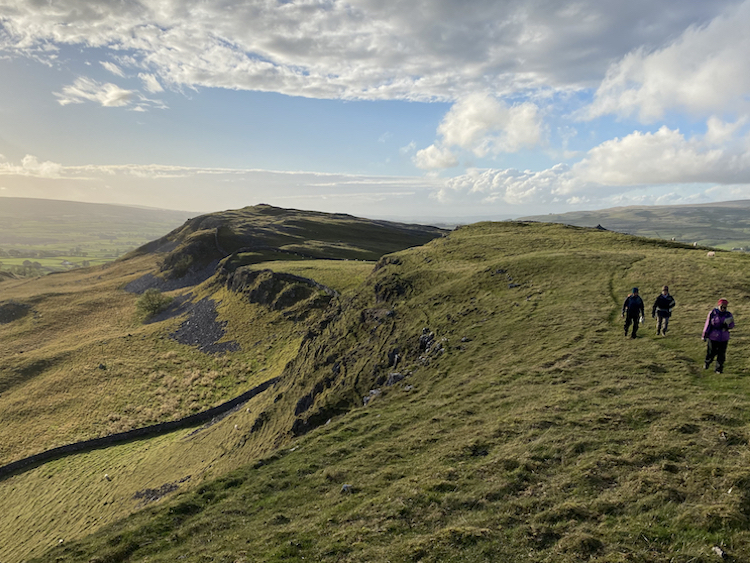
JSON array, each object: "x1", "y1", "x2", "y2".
[
  {"x1": 702, "y1": 298, "x2": 735, "y2": 373},
  {"x1": 652, "y1": 285, "x2": 676, "y2": 336},
  {"x1": 622, "y1": 287, "x2": 645, "y2": 339}
]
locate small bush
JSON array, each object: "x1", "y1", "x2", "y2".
[{"x1": 136, "y1": 288, "x2": 173, "y2": 320}]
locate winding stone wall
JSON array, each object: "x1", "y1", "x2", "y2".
[{"x1": 0, "y1": 377, "x2": 279, "y2": 481}]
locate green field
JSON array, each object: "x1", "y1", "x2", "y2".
[{"x1": 0, "y1": 197, "x2": 191, "y2": 274}]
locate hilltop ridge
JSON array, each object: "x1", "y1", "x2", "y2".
[{"x1": 130, "y1": 203, "x2": 446, "y2": 279}]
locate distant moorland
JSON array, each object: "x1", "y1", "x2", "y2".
[
  {"x1": 520, "y1": 199, "x2": 750, "y2": 250},
  {"x1": 0, "y1": 197, "x2": 192, "y2": 274}
]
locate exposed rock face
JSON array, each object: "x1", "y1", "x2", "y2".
[
  {"x1": 224, "y1": 268, "x2": 337, "y2": 312},
  {"x1": 0, "y1": 301, "x2": 31, "y2": 324}
]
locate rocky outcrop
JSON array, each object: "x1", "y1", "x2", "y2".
[{"x1": 223, "y1": 268, "x2": 337, "y2": 313}]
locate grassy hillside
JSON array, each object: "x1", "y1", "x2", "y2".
[
  {"x1": 4, "y1": 214, "x2": 750, "y2": 562},
  {"x1": 0, "y1": 197, "x2": 191, "y2": 273},
  {"x1": 520, "y1": 199, "x2": 750, "y2": 250},
  {"x1": 0, "y1": 205, "x2": 444, "y2": 463}
]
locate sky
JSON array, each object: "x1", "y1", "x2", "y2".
[{"x1": 1, "y1": 0, "x2": 750, "y2": 221}]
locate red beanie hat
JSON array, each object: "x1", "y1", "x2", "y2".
[{"x1": 718, "y1": 298, "x2": 729, "y2": 306}]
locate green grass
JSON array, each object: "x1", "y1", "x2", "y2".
[{"x1": 5, "y1": 219, "x2": 750, "y2": 562}]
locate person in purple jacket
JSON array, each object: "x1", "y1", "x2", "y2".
[{"x1": 702, "y1": 298, "x2": 735, "y2": 373}]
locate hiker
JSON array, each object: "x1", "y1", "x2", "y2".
[
  {"x1": 652, "y1": 285, "x2": 676, "y2": 335},
  {"x1": 702, "y1": 298, "x2": 735, "y2": 373},
  {"x1": 622, "y1": 287, "x2": 645, "y2": 339}
]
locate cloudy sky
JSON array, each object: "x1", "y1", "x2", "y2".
[{"x1": 1, "y1": 0, "x2": 750, "y2": 220}]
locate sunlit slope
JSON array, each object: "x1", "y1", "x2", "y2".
[
  {"x1": 0, "y1": 205, "x2": 444, "y2": 467},
  {"x1": 21, "y1": 222, "x2": 750, "y2": 563},
  {"x1": 0, "y1": 197, "x2": 191, "y2": 272},
  {"x1": 0, "y1": 255, "x2": 300, "y2": 465}
]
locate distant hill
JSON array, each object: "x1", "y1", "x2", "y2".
[
  {"x1": 0, "y1": 197, "x2": 193, "y2": 242},
  {"x1": 519, "y1": 199, "x2": 750, "y2": 250},
  {"x1": 132, "y1": 203, "x2": 448, "y2": 279},
  {"x1": 0, "y1": 197, "x2": 193, "y2": 273}
]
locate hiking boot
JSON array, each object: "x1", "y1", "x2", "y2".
[
  {"x1": 656, "y1": 329, "x2": 661, "y2": 335},
  {"x1": 704, "y1": 361, "x2": 710, "y2": 370}
]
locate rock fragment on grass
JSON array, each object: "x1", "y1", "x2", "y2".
[{"x1": 363, "y1": 389, "x2": 381, "y2": 406}]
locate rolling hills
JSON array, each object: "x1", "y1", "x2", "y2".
[
  {"x1": 520, "y1": 199, "x2": 750, "y2": 250},
  {"x1": 3, "y1": 205, "x2": 750, "y2": 562},
  {"x1": 0, "y1": 197, "x2": 192, "y2": 273}
]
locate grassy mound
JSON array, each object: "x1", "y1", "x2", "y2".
[{"x1": 5, "y1": 220, "x2": 750, "y2": 562}]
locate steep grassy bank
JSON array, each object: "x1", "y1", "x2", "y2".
[
  {"x1": 0, "y1": 255, "x2": 299, "y2": 465},
  {"x1": 1, "y1": 206, "x2": 448, "y2": 561},
  {"x1": 0, "y1": 205, "x2": 443, "y2": 466},
  {"x1": 12, "y1": 221, "x2": 750, "y2": 563}
]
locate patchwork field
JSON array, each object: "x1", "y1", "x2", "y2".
[{"x1": 0, "y1": 197, "x2": 191, "y2": 274}]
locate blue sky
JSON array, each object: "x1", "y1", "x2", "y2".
[{"x1": 1, "y1": 0, "x2": 750, "y2": 220}]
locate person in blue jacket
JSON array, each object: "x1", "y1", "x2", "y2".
[
  {"x1": 622, "y1": 287, "x2": 645, "y2": 339},
  {"x1": 702, "y1": 298, "x2": 735, "y2": 373},
  {"x1": 652, "y1": 285, "x2": 676, "y2": 335}
]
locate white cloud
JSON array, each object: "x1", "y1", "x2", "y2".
[
  {"x1": 438, "y1": 117, "x2": 750, "y2": 206},
  {"x1": 705, "y1": 116, "x2": 748, "y2": 145},
  {"x1": 139, "y1": 72, "x2": 163, "y2": 93},
  {"x1": 438, "y1": 94, "x2": 543, "y2": 156},
  {"x1": 572, "y1": 123, "x2": 750, "y2": 186},
  {"x1": 399, "y1": 141, "x2": 417, "y2": 155},
  {"x1": 413, "y1": 144, "x2": 458, "y2": 170},
  {"x1": 55, "y1": 77, "x2": 135, "y2": 107},
  {"x1": 414, "y1": 93, "x2": 544, "y2": 170},
  {"x1": 53, "y1": 76, "x2": 166, "y2": 110},
  {"x1": 0, "y1": 0, "x2": 738, "y2": 101},
  {"x1": 586, "y1": 0, "x2": 750, "y2": 122},
  {"x1": 439, "y1": 164, "x2": 576, "y2": 205},
  {"x1": 0, "y1": 154, "x2": 63, "y2": 178},
  {"x1": 101, "y1": 61, "x2": 124, "y2": 77}
]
